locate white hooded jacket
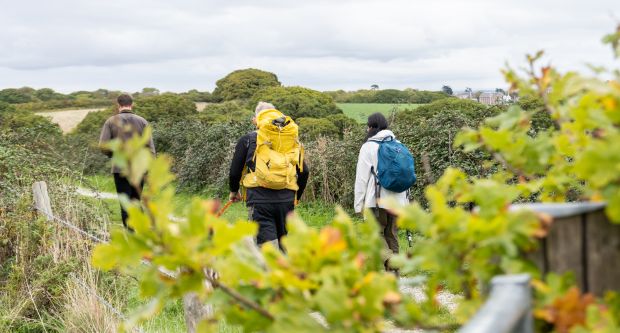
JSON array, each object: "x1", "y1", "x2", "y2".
[{"x1": 354, "y1": 129, "x2": 409, "y2": 213}]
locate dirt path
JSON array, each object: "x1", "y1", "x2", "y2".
[{"x1": 36, "y1": 108, "x2": 102, "y2": 133}]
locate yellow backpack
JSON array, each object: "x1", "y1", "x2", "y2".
[{"x1": 242, "y1": 109, "x2": 303, "y2": 191}]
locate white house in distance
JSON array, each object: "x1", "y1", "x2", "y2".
[{"x1": 455, "y1": 90, "x2": 512, "y2": 105}]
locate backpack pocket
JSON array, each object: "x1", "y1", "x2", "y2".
[{"x1": 254, "y1": 145, "x2": 297, "y2": 190}]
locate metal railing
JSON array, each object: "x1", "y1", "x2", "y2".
[{"x1": 458, "y1": 274, "x2": 533, "y2": 333}]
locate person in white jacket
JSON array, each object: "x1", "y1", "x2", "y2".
[{"x1": 354, "y1": 113, "x2": 408, "y2": 270}]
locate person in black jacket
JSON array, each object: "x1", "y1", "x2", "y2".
[{"x1": 228, "y1": 102, "x2": 309, "y2": 250}]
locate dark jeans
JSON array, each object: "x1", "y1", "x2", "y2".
[
  {"x1": 113, "y1": 173, "x2": 143, "y2": 230},
  {"x1": 247, "y1": 202, "x2": 295, "y2": 249},
  {"x1": 373, "y1": 208, "x2": 399, "y2": 269}
]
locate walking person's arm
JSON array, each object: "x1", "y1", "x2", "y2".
[
  {"x1": 145, "y1": 121, "x2": 156, "y2": 156},
  {"x1": 229, "y1": 135, "x2": 249, "y2": 202},
  {"x1": 296, "y1": 161, "x2": 309, "y2": 201},
  {"x1": 354, "y1": 143, "x2": 373, "y2": 214},
  {"x1": 99, "y1": 119, "x2": 113, "y2": 157}
]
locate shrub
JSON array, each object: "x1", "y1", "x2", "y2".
[
  {"x1": 250, "y1": 86, "x2": 342, "y2": 119},
  {"x1": 517, "y1": 95, "x2": 555, "y2": 135},
  {"x1": 66, "y1": 109, "x2": 115, "y2": 175},
  {"x1": 393, "y1": 98, "x2": 503, "y2": 205},
  {"x1": 180, "y1": 89, "x2": 215, "y2": 102},
  {"x1": 303, "y1": 131, "x2": 362, "y2": 206},
  {"x1": 326, "y1": 114, "x2": 363, "y2": 139},
  {"x1": 213, "y1": 68, "x2": 281, "y2": 101},
  {"x1": 176, "y1": 121, "x2": 254, "y2": 195},
  {"x1": 133, "y1": 93, "x2": 197, "y2": 122},
  {"x1": 196, "y1": 101, "x2": 254, "y2": 124},
  {"x1": 296, "y1": 117, "x2": 340, "y2": 141},
  {"x1": 153, "y1": 120, "x2": 209, "y2": 169}
]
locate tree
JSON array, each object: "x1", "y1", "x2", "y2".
[
  {"x1": 370, "y1": 84, "x2": 379, "y2": 90},
  {"x1": 373, "y1": 89, "x2": 408, "y2": 103},
  {"x1": 474, "y1": 91, "x2": 483, "y2": 102},
  {"x1": 495, "y1": 88, "x2": 506, "y2": 95},
  {"x1": 250, "y1": 86, "x2": 342, "y2": 119},
  {"x1": 138, "y1": 87, "x2": 160, "y2": 97},
  {"x1": 34, "y1": 88, "x2": 64, "y2": 101},
  {"x1": 0, "y1": 88, "x2": 34, "y2": 103},
  {"x1": 442, "y1": 85, "x2": 453, "y2": 95},
  {"x1": 213, "y1": 68, "x2": 281, "y2": 101}
]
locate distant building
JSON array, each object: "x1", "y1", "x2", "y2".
[
  {"x1": 455, "y1": 92, "x2": 475, "y2": 100},
  {"x1": 478, "y1": 92, "x2": 504, "y2": 105},
  {"x1": 454, "y1": 90, "x2": 511, "y2": 105}
]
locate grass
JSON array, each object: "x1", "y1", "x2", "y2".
[
  {"x1": 338, "y1": 103, "x2": 423, "y2": 123},
  {"x1": 81, "y1": 173, "x2": 117, "y2": 193},
  {"x1": 81, "y1": 175, "x2": 411, "y2": 246},
  {"x1": 83, "y1": 175, "x2": 345, "y2": 228}
]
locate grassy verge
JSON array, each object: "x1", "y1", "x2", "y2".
[{"x1": 337, "y1": 103, "x2": 423, "y2": 123}]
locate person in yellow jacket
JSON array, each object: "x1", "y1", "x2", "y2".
[{"x1": 228, "y1": 102, "x2": 309, "y2": 249}]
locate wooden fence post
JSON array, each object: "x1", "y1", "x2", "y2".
[
  {"x1": 32, "y1": 181, "x2": 53, "y2": 220},
  {"x1": 183, "y1": 291, "x2": 213, "y2": 333}
]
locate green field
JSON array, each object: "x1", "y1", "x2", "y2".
[{"x1": 337, "y1": 103, "x2": 423, "y2": 123}]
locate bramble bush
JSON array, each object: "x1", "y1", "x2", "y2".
[{"x1": 175, "y1": 121, "x2": 254, "y2": 195}]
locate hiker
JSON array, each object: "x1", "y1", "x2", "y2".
[
  {"x1": 228, "y1": 102, "x2": 309, "y2": 250},
  {"x1": 354, "y1": 112, "x2": 416, "y2": 271},
  {"x1": 99, "y1": 94, "x2": 155, "y2": 230}
]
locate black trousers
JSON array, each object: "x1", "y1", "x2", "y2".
[
  {"x1": 373, "y1": 207, "x2": 399, "y2": 271},
  {"x1": 247, "y1": 202, "x2": 295, "y2": 247},
  {"x1": 113, "y1": 173, "x2": 143, "y2": 230}
]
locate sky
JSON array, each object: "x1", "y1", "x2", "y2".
[{"x1": 0, "y1": 0, "x2": 618, "y2": 93}]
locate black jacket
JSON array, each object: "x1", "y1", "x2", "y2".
[{"x1": 229, "y1": 132, "x2": 309, "y2": 204}]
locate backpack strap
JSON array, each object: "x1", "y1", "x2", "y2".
[{"x1": 370, "y1": 166, "x2": 381, "y2": 200}]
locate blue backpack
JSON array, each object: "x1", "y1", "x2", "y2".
[{"x1": 371, "y1": 137, "x2": 416, "y2": 193}]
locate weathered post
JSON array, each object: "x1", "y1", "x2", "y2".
[
  {"x1": 32, "y1": 181, "x2": 53, "y2": 220},
  {"x1": 183, "y1": 292, "x2": 213, "y2": 333}
]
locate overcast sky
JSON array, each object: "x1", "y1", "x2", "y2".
[{"x1": 1, "y1": 0, "x2": 618, "y2": 93}]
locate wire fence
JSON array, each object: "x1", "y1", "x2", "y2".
[
  {"x1": 31, "y1": 181, "x2": 180, "y2": 330},
  {"x1": 33, "y1": 205, "x2": 107, "y2": 243}
]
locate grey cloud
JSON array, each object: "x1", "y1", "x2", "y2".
[{"x1": 0, "y1": 0, "x2": 618, "y2": 91}]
